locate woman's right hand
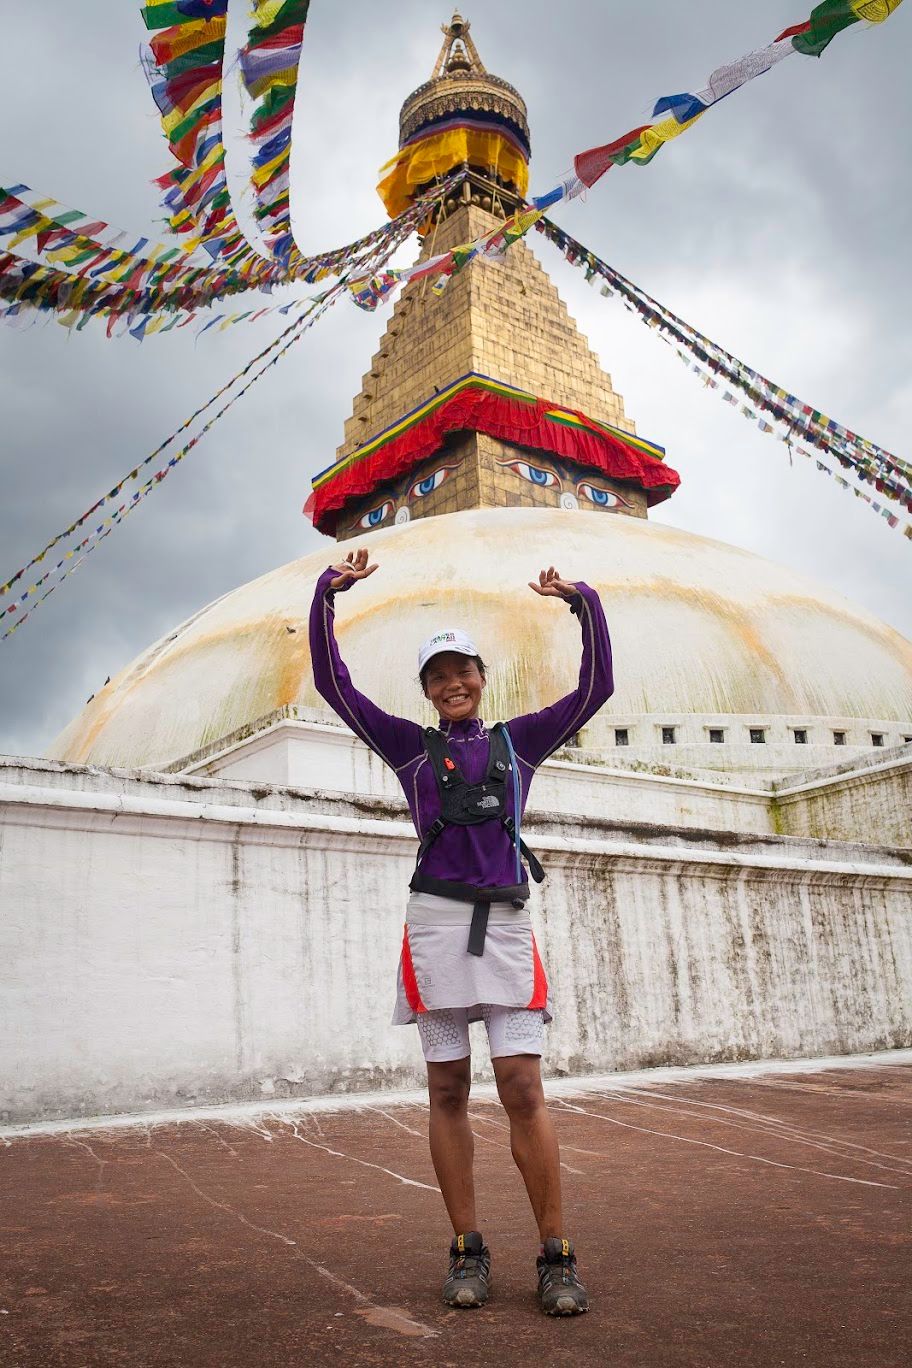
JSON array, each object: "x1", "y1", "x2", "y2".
[{"x1": 329, "y1": 547, "x2": 378, "y2": 591}]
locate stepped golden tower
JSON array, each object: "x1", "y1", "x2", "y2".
[{"x1": 311, "y1": 13, "x2": 677, "y2": 540}]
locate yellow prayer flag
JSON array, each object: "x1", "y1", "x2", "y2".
[
  {"x1": 245, "y1": 65, "x2": 299, "y2": 99},
  {"x1": 161, "y1": 79, "x2": 221, "y2": 135},
  {"x1": 154, "y1": 17, "x2": 226, "y2": 61},
  {"x1": 170, "y1": 143, "x2": 224, "y2": 201},
  {"x1": 9, "y1": 214, "x2": 53, "y2": 250},
  {"x1": 851, "y1": 0, "x2": 903, "y2": 20},
  {"x1": 510, "y1": 208, "x2": 544, "y2": 236},
  {"x1": 252, "y1": 1, "x2": 286, "y2": 25},
  {"x1": 629, "y1": 112, "x2": 703, "y2": 162},
  {"x1": 252, "y1": 147, "x2": 288, "y2": 187}
]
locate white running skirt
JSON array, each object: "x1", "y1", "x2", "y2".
[{"x1": 392, "y1": 890, "x2": 551, "y2": 1025}]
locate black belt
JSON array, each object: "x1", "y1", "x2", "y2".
[{"x1": 409, "y1": 872, "x2": 530, "y2": 957}]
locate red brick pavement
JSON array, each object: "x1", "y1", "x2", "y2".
[{"x1": 1, "y1": 1061, "x2": 910, "y2": 1367}]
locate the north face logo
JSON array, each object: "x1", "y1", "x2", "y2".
[{"x1": 477, "y1": 794, "x2": 499, "y2": 809}]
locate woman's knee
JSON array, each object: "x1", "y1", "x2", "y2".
[
  {"x1": 495, "y1": 1058, "x2": 545, "y2": 1120},
  {"x1": 427, "y1": 1058, "x2": 471, "y2": 1114}
]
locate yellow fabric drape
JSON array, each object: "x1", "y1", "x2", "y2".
[{"x1": 377, "y1": 126, "x2": 529, "y2": 218}]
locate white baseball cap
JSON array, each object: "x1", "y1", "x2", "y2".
[{"x1": 418, "y1": 627, "x2": 480, "y2": 675}]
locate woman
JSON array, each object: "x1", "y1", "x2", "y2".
[{"x1": 309, "y1": 547, "x2": 613, "y2": 1315}]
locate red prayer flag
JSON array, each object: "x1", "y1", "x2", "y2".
[
  {"x1": 574, "y1": 125, "x2": 652, "y2": 187},
  {"x1": 775, "y1": 20, "x2": 812, "y2": 41}
]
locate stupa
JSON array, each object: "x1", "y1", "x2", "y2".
[
  {"x1": 8, "y1": 15, "x2": 912, "y2": 1125},
  {"x1": 50, "y1": 14, "x2": 912, "y2": 778}
]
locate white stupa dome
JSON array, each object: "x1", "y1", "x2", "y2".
[{"x1": 49, "y1": 508, "x2": 912, "y2": 775}]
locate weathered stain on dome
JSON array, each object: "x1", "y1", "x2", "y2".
[{"x1": 49, "y1": 508, "x2": 912, "y2": 771}]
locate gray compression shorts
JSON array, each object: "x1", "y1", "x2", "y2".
[{"x1": 416, "y1": 1004, "x2": 545, "y2": 1063}]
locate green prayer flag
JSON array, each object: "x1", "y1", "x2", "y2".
[
  {"x1": 143, "y1": 3, "x2": 197, "y2": 31},
  {"x1": 161, "y1": 41, "x2": 224, "y2": 81},
  {"x1": 792, "y1": 0, "x2": 859, "y2": 56},
  {"x1": 249, "y1": 0, "x2": 310, "y2": 44}
]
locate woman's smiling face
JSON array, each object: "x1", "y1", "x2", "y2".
[{"x1": 422, "y1": 651, "x2": 486, "y2": 722}]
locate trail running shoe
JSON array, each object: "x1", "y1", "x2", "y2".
[
  {"x1": 537, "y1": 1237, "x2": 590, "y2": 1316},
  {"x1": 442, "y1": 1231, "x2": 491, "y2": 1308}
]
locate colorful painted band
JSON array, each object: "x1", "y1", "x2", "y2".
[{"x1": 306, "y1": 374, "x2": 678, "y2": 534}]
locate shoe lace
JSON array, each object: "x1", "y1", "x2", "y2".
[
  {"x1": 451, "y1": 1251, "x2": 484, "y2": 1279},
  {"x1": 542, "y1": 1253, "x2": 580, "y2": 1287},
  {"x1": 558, "y1": 1255, "x2": 582, "y2": 1286}
]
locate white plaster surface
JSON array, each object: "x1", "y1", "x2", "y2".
[
  {"x1": 178, "y1": 717, "x2": 776, "y2": 834},
  {"x1": 176, "y1": 717, "x2": 912, "y2": 848},
  {"x1": 2, "y1": 757, "x2": 910, "y2": 1125},
  {"x1": 774, "y1": 746, "x2": 912, "y2": 849},
  {"x1": 47, "y1": 508, "x2": 912, "y2": 773}
]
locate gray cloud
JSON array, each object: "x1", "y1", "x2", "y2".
[{"x1": 2, "y1": 1, "x2": 910, "y2": 757}]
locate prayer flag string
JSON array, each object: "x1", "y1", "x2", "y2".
[
  {"x1": 0, "y1": 5, "x2": 903, "y2": 326},
  {"x1": 353, "y1": 1, "x2": 905, "y2": 309},
  {"x1": 0, "y1": 207, "x2": 422, "y2": 638},
  {"x1": 532, "y1": 215, "x2": 912, "y2": 539},
  {"x1": 0, "y1": 301, "x2": 331, "y2": 641},
  {"x1": 0, "y1": 178, "x2": 455, "y2": 336},
  {"x1": 241, "y1": 1, "x2": 310, "y2": 267},
  {"x1": 141, "y1": 0, "x2": 262, "y2": 268}
]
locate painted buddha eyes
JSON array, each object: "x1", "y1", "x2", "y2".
[
  {"x1": 357, "y1": 499, "x2": 393, "y2": 529},
  {"x1": 498, "y1": 457, "x2": 627, "y2": 509},
  {"x1": 352, "y1": 466, "x2": 457, "y2": 529},
  {"x1": 353, "y1": 461, "x2": 627, "y2": 529},
  {"x1": 578, "y1": 482, "x2": 628, "y2": 509},
  {"x1": 408, "y1": 465, "x2": 457, "y2": 500},
  {"x1": 498, "y1": 458, "x2": 561, "y2": 488}
]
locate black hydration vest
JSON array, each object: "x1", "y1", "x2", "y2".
[{"x1": 409, "y1": 722, "x2": 545, "y2": 956}]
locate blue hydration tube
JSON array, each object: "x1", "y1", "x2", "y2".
[{"x1": 501, "y1": 724, "x2": 523, "y2": 884}]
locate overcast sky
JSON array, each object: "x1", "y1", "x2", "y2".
[{"x1": 1, "y1": 1, "x2": 910, "y2": 759}]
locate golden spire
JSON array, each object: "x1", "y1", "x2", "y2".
[{"x1": 432, "y1": 12, "x2": 488, "y2": 79}]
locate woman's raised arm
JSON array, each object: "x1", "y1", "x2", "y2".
[
  {"x1": 506, "y1": 567, "x2": 614, "y2": 769},
  {"x1": 309, "y1": 549, "x2": 423, "y2": 771}
]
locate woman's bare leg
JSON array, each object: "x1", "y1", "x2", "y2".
[
  {"x1": 426, "y1": 1057, "x2": 476, "y2": 1233},
  {"x1": 492, "y1": 1054, "x2": 563, "y2": 1239}
]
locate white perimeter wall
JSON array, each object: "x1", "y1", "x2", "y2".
[
  {"x1": 2, "y1": 760, "x2": 911, "y2": 1125},
  {"x1": 180, "y1": 718, "x2": 777, "y2": 835}
]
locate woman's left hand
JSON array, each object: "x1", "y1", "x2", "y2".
[{"x1": 529, "y1": 566, "x2": 579, "y2": 600}]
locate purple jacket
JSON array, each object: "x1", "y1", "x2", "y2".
[{"x1": 310, "y1": 567, "x2": 613, "y2": 888}]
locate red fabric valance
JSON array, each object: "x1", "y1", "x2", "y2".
[{"x1": 306, "y1": 384, "x2": 679, "y2": 535}]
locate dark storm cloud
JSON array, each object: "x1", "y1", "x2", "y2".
[{"x1": 2, "y1": 2, "x2": 910, "y2": 757}]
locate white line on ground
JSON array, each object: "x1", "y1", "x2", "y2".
[{"x1": 4, "y1": 1048, "x2": 910, "y2": 1140}]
